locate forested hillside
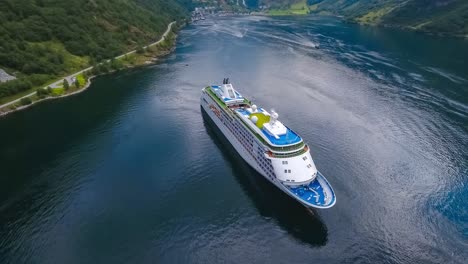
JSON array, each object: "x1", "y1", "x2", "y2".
[
  {"x1": 259, "y1": 0, "x2": 468, "y2": 37},
  {"x1": 377, "y1": 0, "x2": 468, "y2": 35},
  {"x1": 0, "y1": 0, "x2": 189, "y2": 99}
]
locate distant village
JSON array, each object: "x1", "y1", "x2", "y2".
[{"x1": 190, "y1": 5, "x2": 264, "y2": 23}]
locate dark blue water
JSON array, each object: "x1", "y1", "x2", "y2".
[{"x1": 0, "y1": 16, "x2": 467, "y2": 263}]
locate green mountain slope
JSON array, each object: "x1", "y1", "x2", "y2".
[
  {"x1": 260, "y1": 0, "x2": 468, "y2": 37},
  {"x1": 0, "y1": 0, "x2": 189, "y2": 99},
  {"x1": 265, "y1": 0, "x2": 311, "y2": 15},
  {"x1": 379, "y1": 0, "x2": 468, "y2": 35},
  {"x1": 311, "y1": 0, "x2": 468, "y2": 36}
]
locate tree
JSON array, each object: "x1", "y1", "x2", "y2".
[
  {"x1": 110, "y1": 58, "x2": 122, "y2": 70},
  {"x1": 20, "y1": 97, "x2": 32, "y2": 105},
  {"x1": 136, "y1": 45, "x2": 145, "y2": 54},
  {"x1": 74, "y1": 79, "x2": 80, "y2": 89},
  {"x1": 99, "y1": 61, "x2": 111, "y2": 73},
  {"x1": 36, "y1": 87, "x2": 49, "y2": 97},
  {"x1": 91, "y1": 64, "x2": 100, "y2": 75},
  {"x1": 63, "y1": 79, "x2": 69, "y2": 90}
]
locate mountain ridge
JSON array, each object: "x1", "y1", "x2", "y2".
[{"x1": 258, "y1": 0, "x2": 468, "y2": 37}]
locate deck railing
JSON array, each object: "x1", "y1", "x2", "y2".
[{"x1": 267, "y1": 145, "x2": 308, "y2": 158}]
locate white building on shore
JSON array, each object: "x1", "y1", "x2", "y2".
[{"x1": 0, "y1": 69, "x2": 16, "y2": 83}]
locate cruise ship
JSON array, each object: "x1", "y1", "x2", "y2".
[{"x1": 201, "y1": 79, "x2": 336, "y2": 209}]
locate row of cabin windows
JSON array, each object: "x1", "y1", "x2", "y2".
[
  {"x1": 211, "y1": 101, "x2": 248, "y2": 152},
  {"x1": 233, "y1": 122, "x2": 254, "y2": 153},
  {"x1": 258, "y1": 154, "x2": 272, "y2": 168},
  {"x1": 256, "y1": 148, "x2": 273, "y2": 174},
  {"x1": 215, "y1": 109, "x2": 274, "y2": 180},
  {"x1": 259, "y1": 159, "x2": 275, "y2": 180},
  {"x1": 232, "y1": 121, "x2": 252, "y2": 140},
  {"x1": 229, "y1": 121, "x2": 253, "y2": 154},
  {"x1": 259, "y1": 151, "x2": 273, "y2": 169},
  {"x1": 238, "y1": 124, "x2": 253, "y2": 141},
  {"x1": 284, "y1": 169, "x2": 291, "y2": 173},
  {"x1": 220, "y1": 114, "x2": 258, "y2": 158},
  {"x1": 233, "y1": 115, "x2": 268, "y2": 149}
]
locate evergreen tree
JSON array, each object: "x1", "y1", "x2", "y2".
[
  {"x1": 136, "y1": 45, "x2": 145, "y2": 54},
  {"x1": 63, "y1": 79, "x2": 69, "y2": 90},
  {"x1": 20, "y1": 97, "x2": 32, "y2": 105},
  {"x1": 36, "y1": 87, "x2": 48, "y2": 97}
]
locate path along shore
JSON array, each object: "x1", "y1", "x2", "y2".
[{"x1": 0, "y1": 21, "x2": 177, "y2": 117}]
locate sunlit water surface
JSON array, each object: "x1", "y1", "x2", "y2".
[{"x1": 0, "y1": 16, "x2": 467, "y2": 263}]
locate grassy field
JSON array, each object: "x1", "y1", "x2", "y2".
[
  {"x1": 76, "y1": 73, "x2": 86, "y2": 86},
  {"x1": 50, "y1": 87, "x2": 65, "y2": 96},
  {"x1": 268, "y1": 0, "x2": 310, "y2": 16},
  {"x1": 355, "y1": 6, "x2": 394, "y2": 25}
]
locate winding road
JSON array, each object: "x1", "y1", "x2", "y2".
[{"x1": 0, "y1": 21, "x2": 176, "y2": 110}]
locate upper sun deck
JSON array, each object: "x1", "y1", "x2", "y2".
[
  {"x1": 205, "y1": 82, "x2": 303, "y2": 148},
  {"x1": 210, "y1": 84, "x2": 244, "y2": 105},
  {"x1": 235, "y1": 107, "x2": 302, "y2": 147}
]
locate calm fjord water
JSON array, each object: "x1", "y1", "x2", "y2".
[{"x1": 0, "y1": 16, "x2": 467, "y2": 263}]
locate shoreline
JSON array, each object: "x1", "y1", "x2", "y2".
[
  {"x1": 248, "y1": 12, "x2": 467, "y2": 38},
  {"x1": 0, "y1": 75, "x2": 97, "y2": 117},
  {"x1": 0, "y1": 46, "x2": 176, "y2": 118},
  {"x1": 0, "y1": 21, "x2": 179, "y2": 118}
]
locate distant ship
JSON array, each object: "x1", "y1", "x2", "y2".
[{"x1": 201, "y1": 79, "x2": 336, "y2": 209}]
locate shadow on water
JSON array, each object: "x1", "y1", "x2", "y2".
[
  {"x1": 0, "y1": 69, "x2": 150, "y2": 203},
  {"x1": 0, "y1": 68, "x2": 158, "y2": 245},
  {"x1": 201, "y1": 108, "x2": 328, "y2": 247}
]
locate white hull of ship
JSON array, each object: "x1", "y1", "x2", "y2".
[{"x1": 201, "y1": 92, "x2": 316, "y2": 207}]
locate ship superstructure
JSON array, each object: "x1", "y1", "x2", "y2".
[{"x1": 201, "y1": 80, "x2": 336, "y2": 208}]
